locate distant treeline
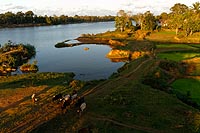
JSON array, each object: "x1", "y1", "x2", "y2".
[{"x1": 0, "y1": 11, "x2": 115, "y2": 28}]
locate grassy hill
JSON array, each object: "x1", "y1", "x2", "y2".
[{"x1": 30, "y1": 56, "x2": 198, "y2": 133}]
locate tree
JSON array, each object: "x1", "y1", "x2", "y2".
[
  {"x1": 115, "y1": 10, "x2": 133, "y2": 32},
  {"x1": 16, "y1": 11, "x2": 25, "y2": 24},
  {"x1": 183, "y1": 7, "x2": 200, "y2": 36},
  {"x1": 25, "y1": 11, "x2": 34, "y2": 23},
  {"x1": 191, "y1": 2, "x2": 200, "y2": 14},
  {"x1": 142, "y1": 11, "x2": 156, "y2": 31},
  {"x1": 45, "y1": 15, "x2": 52, "y2": 25},
  {"x1": 133, "y1": 13, "x2": 144, "y2": 29},
  {"x1": 170, "y1": 3, "x2": 188, "y2": 14},
  {"x1": 0, "y1": 14, "x2": 6, "y2": 24},
  {"x1": 169, "y1": 3, "x2": 189, "y2": 35},
  {"x1": 4, "y1": 12, "x2": 15, "y2": 24},
  {"x1": 134, "y1": 11, "x2": 156, "y2": 31},
  {"x1": 158, "y1": 12, "x2": 169, "y2": 28}
]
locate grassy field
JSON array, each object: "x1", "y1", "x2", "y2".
[
  {"x1": 172, "y1": 78, "x2": 200, "y2": 104},
  {"x1": 1, "y1": 30, "x2": 200, "y2": 132},
  {"x1": 0, "y1": 72, "x2": 85, "y2": 132},
  {"x1": 157, "y1": 52, "x2": 200, "y2": 61},
  {"x1": 147, "y1": 30, "x2": 200, "y2": 43},
  {"x1": 156, "y1": 44, "x2": 199, "y2": 50},
  {"x1": 156, "y1": 40, "x2": 200, "y2": 110}
]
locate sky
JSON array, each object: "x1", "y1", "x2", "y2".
[{"x1": 0, "y1": 0, "x2": 198, "y2": 16}]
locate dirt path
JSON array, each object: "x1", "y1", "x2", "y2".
[
  {"x1": 82, "y1": 57, "x2": 153, "y2": 97},
  {"x1": 123, "y1": 57, "x2": 152, "y2": 78},
  {"x1": 90, "y1": 114, "x2": 165, "y2": 133}
]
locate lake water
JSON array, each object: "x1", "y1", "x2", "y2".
[{"x1": 0, "y1": 22, "x2": 124, "y2": 80}]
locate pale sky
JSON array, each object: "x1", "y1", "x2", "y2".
[{"x1": 0, "y1": 0, "x2": 198, "y2": 16}]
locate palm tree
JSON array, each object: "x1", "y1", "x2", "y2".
[{"x1": 191, "y1": 2, "x2": 200, "y2": 13}]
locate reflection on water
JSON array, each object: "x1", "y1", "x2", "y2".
[{"x1": 0, "y1": 22, "x2": 125, "y2": 80}]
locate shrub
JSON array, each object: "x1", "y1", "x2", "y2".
[{"x1": 159, "y1": 60, "x2": 187, "y2": 76}]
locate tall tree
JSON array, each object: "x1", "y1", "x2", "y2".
[
  {"x1": 191, "y1": 2, "x2": 200, "y2": 13},
  {"x1": 134, "y1": 11, "x2": 156, "y2": 31},
  {"x1": 25, "y1": 11, "x2": 34, "y2": 23},
  {"x1": 16, "y1": 11, "x2": 25, "y2": 24},
  {"x1": 183, "y1": 2, "x2": 200, "y2": 36},
  {"x1": 169, "y1": 3, "x2": 188, "y2": 35},
  {"x1": 4, "y1": 12, "x2": 15, "y2": 24},
  {"x1": 142, "y1": 11, "x2": 156, "y2": 31},
  {"x1": 115, "y1": 10, "x2": 133, "y2": 32},
  {"x1": 0, "y1": 14, "x2": 6, "y2": 24},
  {"x1": 158, "y1": 12, "x2": 169, "y2": 27}
]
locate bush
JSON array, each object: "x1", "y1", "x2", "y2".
[{"x1": 159, "y1": 60, "x2": 187, "y2": 76}]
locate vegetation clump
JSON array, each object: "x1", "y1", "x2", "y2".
[
  {"x1": 20, "y1": 61, "x2": 39, "y2": 73},
  {"x1": 0, "y1": 11, "x2": 115, "y2": 28},
  {"x1": 0, "y1": 41, "x2": 36, "y2": 75},
  {"x1": 142, "y1": 60, "x2": 187, "y2": 92}
]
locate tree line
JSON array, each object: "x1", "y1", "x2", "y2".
[
  {"x1": 0, "y1": 11, "x2": 115, "y2": 27},
  {"x1": 115, "y1": 2, "x2": 200, "y2": 36}
]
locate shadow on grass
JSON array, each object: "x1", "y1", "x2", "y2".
[{"x1": 0, "y1": 72, "x2": 75, "y2": 90}]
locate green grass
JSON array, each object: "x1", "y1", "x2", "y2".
[
  {"x1": 157, "y1": 52, "x2": 200, "y2": 61},
  {"x1": 191, "y1": 63, "x2": 200, "y2": 76},
  {"x1": 172, "y1": 78, "x2": 200, "y2": 104},
  {"x1": 189, "y1": 44, "x2": 200, "y2": 48},
  {"x1": 32, "y1": 57, "x2": 198, "y2": 133},
  {"x1": 156, "y1": 44, "x2": 198, "y2": 50}
]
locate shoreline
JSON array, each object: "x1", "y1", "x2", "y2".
[
  {"x1": 0, "y1": 21, "x2": 114, "y2": 29},
  {"x1": 55, "y1": 36, "x2": 125, "y2": 48}
]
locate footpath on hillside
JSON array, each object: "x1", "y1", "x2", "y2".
[{"x1": 0, "y1": 57, "x2": 157, "y2": 133}]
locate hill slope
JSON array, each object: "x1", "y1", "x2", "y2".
[{"x1": 32, "y1": 56, "x2": 197, "y2": 133}]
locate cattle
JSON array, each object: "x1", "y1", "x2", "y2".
[
  {"x1": 61, "y1": 99, "x2": 71, "y2": 110},
  {"x1": 80, "y1": 103, "x2": 86, "y2": 112},
  {"x1": 31, "y1": 93, "x2": 37, "y2": 103},
  {"x1": 63, "y1": 94, "x2": 71, "y2": 101},
  {"x1": 76, "y1": 97, "x2": 86, "y2": 116},
  {"x1": 77, "y1": 102, "x2": 86, "y2": 116},
  {"x1": 61, "y1": 94, "x2": 71, "y2": 111},
  {"x1": 71, "y1": 90, "x2": 78, "y2": 100},
  {"x1": 75, "y1": 97, "x2": 85, "y2": 107},
  {"x1": 71, "y1": 94, "x2": 77, "y2": 100},
  {"x1": 52, "y1": 93, "x2": 62, "y2": 101}
]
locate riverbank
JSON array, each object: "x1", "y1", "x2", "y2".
[
  {"x1": 0, "y1": 23, "x2": 49, "y2": 28},
  {"x1": 0, "y1": 20, "x2": 115, "y2": 29}
]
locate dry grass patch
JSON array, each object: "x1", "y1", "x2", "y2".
[{"x1": 0, "y1": 86, "x2": 47, "y2": 108}]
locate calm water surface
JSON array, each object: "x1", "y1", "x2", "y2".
[{"x1": 0, "y1": 22, "x2": 124, "y2": 80}]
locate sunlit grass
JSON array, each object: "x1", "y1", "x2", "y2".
[
  {"x1": 157, "y1": 52, "x2": 200, "y2": 61},
  {"x1": 155, "y1": 31, "x2": 176, "y2": 35},
  {"x1": 156, "y1": 44, "x2": 198, "y2": 50}
]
